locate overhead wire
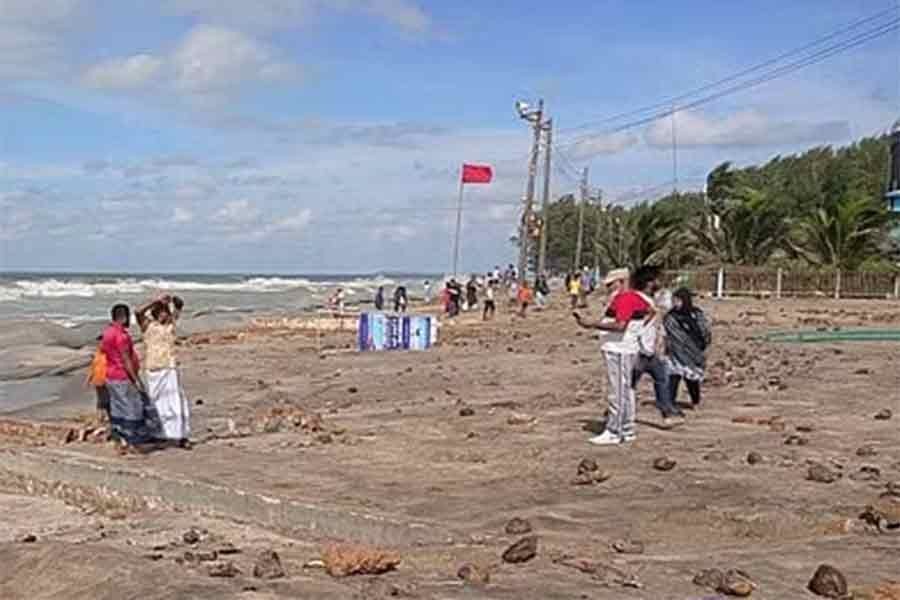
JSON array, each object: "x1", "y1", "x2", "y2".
[
  {"x1": 558, "y1": 6, "x2": 899, "y2": 135},
  {"x1": 558, "y1": 16, "x2": 900, "y2": 151}
]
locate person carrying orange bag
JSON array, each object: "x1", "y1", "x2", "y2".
[{"x1": 84, "y1": 335, "x2": 110, "y2": 422}]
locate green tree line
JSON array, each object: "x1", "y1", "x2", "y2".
[{"x1": 536, "y1": 135, "x2": 899, "y2": 274}]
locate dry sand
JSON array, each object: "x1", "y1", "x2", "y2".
[{"x1": 1, "y1": 296, "x2": 899, "y2": 599}]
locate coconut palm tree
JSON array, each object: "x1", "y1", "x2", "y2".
[
  {"x1": 594, "y1": 202, "x2": 679, "y2": 269},
  {"x1": 789, "y1": 193, "x2": 889, "y2": 270}
]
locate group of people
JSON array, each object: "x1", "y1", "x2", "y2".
[
  {"x1": 86, "y1": 294, "x2": 191, "y2": 453},
  {"x1": 374, "y1": 285, "x2": 409, "y2": 313},
  {"x1": 574, "y1": 266, "x2": 711, "y2": 445}
]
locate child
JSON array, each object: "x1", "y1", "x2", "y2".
[
  {"x1": 518, "y1": 281, "x2": 534, "y2": 318},
  {"x1": 84, "y1": 335, "x2": 110, "y2": 422}
]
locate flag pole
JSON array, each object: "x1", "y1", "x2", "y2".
[{"x1": 452, "y1": 168, "x2": 464, "y2": 278}]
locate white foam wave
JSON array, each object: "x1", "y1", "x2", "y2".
[{"x1": 0, "y1": 277, "x2": 320, "y2": 299}]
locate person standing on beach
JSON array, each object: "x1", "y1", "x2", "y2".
[
  {"x1": 423, "y1": 280, "x2": 432, "y2": 304},
  {"x1": 84, "y1": 335, "x2": 110, "y2": 423},
  {"x1": 137, "y1": 295, "x2": 191, "y2": 448},
  {"x1": 517, "y1": 280, "x2": 534, "y2": 317},
  {"x1": 482, "y1": 280, "x2": 497, "y2": 320},
  {"x1": 101, "y1": 304, "x2": 146, "y2": 451},
  {"x1": 568, "y1": 273, "x2": 581, "y2": 309},
  {"x1": 393, "y1": 286, "x2": 408, "y2": 313},
  {"x1": 664, "y1": 287, "x2": 712, "y2": 408},
  {"x1": 465, "y1": 276, "x2": 479, "y2": 312},
  {"x1": 630, "y1": 267, "x2": 685, "y2": 427},
  {"x1": 374, "y1": 286, "x2": 385, "y2": 311},
  {"x1": 535, "y1": 273, "x2": 550, "y2": 309},
  {"x1": 573, "y1": 267, "x2": 655, "y2": 445}
]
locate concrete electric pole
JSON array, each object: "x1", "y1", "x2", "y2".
[
  {"x1": 516, "y1": 99, "x2": 544, "y2": 284},
  {"x1": 536, "y1": 118, "x2": 553, "y2": 276}
]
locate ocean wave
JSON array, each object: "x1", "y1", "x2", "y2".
[{"x1": 0, "y1": 275, "x2": 420, "y2": 302}]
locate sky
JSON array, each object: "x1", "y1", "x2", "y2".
[{"x1": 0, "y1": 0, "x2": 897, "y2": 274}]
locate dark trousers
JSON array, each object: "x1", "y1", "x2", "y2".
[
  {"x1": 670, "y1": 375, "x2": 701, "y2": 406},
  {"x1": 632, "y1": 355, "x2": 682, "y2": 417}
]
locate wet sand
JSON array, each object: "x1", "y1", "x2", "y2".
[{"x1": 1, "y1": 296, "x2": 899, "y2": 599}]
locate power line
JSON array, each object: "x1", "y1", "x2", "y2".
[
  {"x1": 558, "y1": 6, "x2": 899, "y2": 135},
  {"x1": 558, "y1": 17, "x2": 900, "y2": 151}
]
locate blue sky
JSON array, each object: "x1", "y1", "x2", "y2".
[{"x1": 0, "y1": 0, "x2": 897, "y2": 273}]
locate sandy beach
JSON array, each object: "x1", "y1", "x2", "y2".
[{"x1": 1, "y1": 295, "x2": 899, "y2": 599}]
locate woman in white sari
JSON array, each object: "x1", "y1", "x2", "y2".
[{"x1": 136, "y1": 294, "x2": 190, "y2": 448}]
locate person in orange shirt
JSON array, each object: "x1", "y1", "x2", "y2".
[
  {"x1": 517, "y1": 281, "x2": 534, "y2": 318},
  {"x1": 84, "y1": 335, "x2": 110, "y2": 422}
]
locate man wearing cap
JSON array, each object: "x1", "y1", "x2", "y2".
[{"x1": 573, "y1": 267, "x2": 651, "y2": 445}]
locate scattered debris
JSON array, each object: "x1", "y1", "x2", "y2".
[
  {"x1": 850, "y1": 465, "x2": 880, "y2": 482},
  {"x1": 507, "y1": 413, "x2": 537, "y2": 426},
  {"x1": 611, "y1": 539, "x2": 644, "y2": 555},
  {"x1": 577, "y1": 458, "x2": 598, "y2": 474},
  {"x1": 457, "y1": 563, "x2": 491, "y2": 585},
  {"x1": 501, "y1": 535, "x2": 538, "y2": 564},
  {"x1": 554, "y1": 555, "x2": 641, "y2": 588},
  {"x1": 253, "y1": 549, "x2": 286, "y2": 579},
  {"x1": 208, "y1": 561, "x2": 241, "y2": 578},
  {"x1": 182, "y1": 528, "x2": 202, "y2": 545},
  {"x1": 807, "y1": 564, "x2": 848, "y2": 598},
  {"x1": 703, "y1": 451, "x2": 729, "y2": 462},
  {"x1": 785, "y1": 434, "x2": 809, "y2": 446},
  {"x1": 18, "y1": 534, "x2": 37, "y2": 543},
  {"x1": 459, "y1": 406, "x2": 475, "y2": 417},
  {"x1": 746, "y1": 451, "x2": 764, "y2": 465},
  {"x1": 857, "y1": 445, "x2": 878, "y2": 457},
  {"x1": 322, "y1": 544, "x2": 401, "y2": 577},
  {"x1": 694, "y1": 568, "x2": 756, "y2": 597},
  {"x1": 874, "y1": 409, "x2": 893, "y2": 421},
  {"x1": 653, "y1": 457, "x2": 677, "y2": 472},
  {"x1": 808, "y1": 463, "x2": 840, "y2": 484},
  {"x1": 505, "y1": 517, "x2": 533, "y2": 535}
]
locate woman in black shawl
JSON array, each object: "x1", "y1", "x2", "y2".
[{"x1": 663, "y1": 288, "x2": 711, "y2": 407}]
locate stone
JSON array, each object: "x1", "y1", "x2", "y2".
[
  {"x1": 577, "y1": 458, "x2": 599, "y2": 474},
  {"x1": 507, "y1": 413, "x2": 537, "y2": 426},
  {"x1": 322, "y1": 544, "x2": 401, "y2": 577},
  {"x1": 885, "y1": 481, "x2": 900, "y2": 498},
  {"x1": 571, "y1": 470, "x2": 611, "y2": 486},
  {"x1": 874, "y1": 409, "x2": 893, "y2": 421},
  {"x1": 316, "y1": 433, "x2": 334, "y2": 444},
  {"x1": 502, "y1": 535, "x2": 538, "y2": 564},
  {"x1": 653, "y1": 457, "x2": 677, "y2": 472},
  {"x1": 796, "y1": 424, "x2": 815, "y2": 433},
  {"x1": 854, "y1": 368, "x2": 871, "y2": 375},
  {"x1": 185, "y1": 550, "x2": 218, "y2": 562},
  {"x1": 807, "y1": 564, "x2": 848, "y2": 598},
  {"x1": 253, "y1": 549, "x2": 286, "y2": 579},
  {"x1": 857, "y1": 445, "x2": 878, "y2": 457},
  {"x1": 693, "y1": 568, "x2": 725, "y2": 589},
  {"x1": 746, "y1": 452, "x2": 764, "y2": 465},
  {"x1": 785, "y1": 434, "x2": 809, "y2": 446},
  {"x1": 182, "y1": 529, "x2": 202, "y2": 545},
  {"x1": 18, "y1": 534, "x2": 37, "y2": 543},
  {"x1": 208, "y1": 561, "x2": 241, "y2": 578},
  {"x1": 505, "y1": 517, "x2": 533, "y2": 535},
  {"x1": 850, "y1": 465, "x2": 881, "y2": 482},
  {"x1": 457, "y1": 563, "x2": 491, "y2": 585},
  {"x1": 459, "y1": 406, "x2": 475, "y2": 417},
  {"x1": 808, "y1": 464, "x2": 840, "y2": 484},
  {"x1": 347, "y1": 386, "x2": 358, "y2": 394},
  {"x1": 719, "y1": 570, "x2": 756, "y2": 597},
  {"x1": 611, "y1": 539, "x2": 644, "y2": 555}
]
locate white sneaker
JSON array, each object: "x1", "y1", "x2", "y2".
[
  {"x1": 622, "y1": 433, "x2": 636, "y2": 443},
  {"x1": 588, "y1": 431, "x2": 622, "y2": 446}
]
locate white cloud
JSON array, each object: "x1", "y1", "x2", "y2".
[
  {"x1": 83, "y1": 54, "x2": 163, "y2": 90},
  {"x1": 644, "y1": 109, "x2": 851, "y2": 148},
  {"x1": 271, "y1": 209, "x2": 312, "y2": 232},
  {"x1": 0, "y1": 0, "x2": 84, "y2": 79},
  {"x1": 81, "y1": 25, "x2": 297, "y2": 98},
  {"x1": 165, "y1": 0, "x2": 430, "y2": 33},
  {"x1": 172, "y1": 206, "x2": 194, "y2": 223},
  {"x1": 171, "y1": 25, "x2": 297, "y2": 94},
  {"x1": 213, "y1": 199, "x2": 261, "y2": 226}
]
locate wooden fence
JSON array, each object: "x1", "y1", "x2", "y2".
[{"x1": 664, "y1": 267, "x2": 900, "y2": 299}]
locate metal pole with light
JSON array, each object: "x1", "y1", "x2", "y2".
[{"x1": 516, "y1": 99, "x2": 544, "y2": 284}]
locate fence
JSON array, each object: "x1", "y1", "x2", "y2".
[{"x1": 665, "y1": 267, "x2": 900, "y2": 300}]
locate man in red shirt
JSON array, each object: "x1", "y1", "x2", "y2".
[
  {"x1": 102, "y1": 303, "x2": 147, "y2": 450},
  {"x1": 574, "y1": 267, "x2": 654, "y2": 445}
]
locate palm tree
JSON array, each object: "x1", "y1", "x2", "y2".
[
  {"x1": 688, "y1": 187, "x2": 789, "y2": 266},
  {"x1": 789, "y1": 193, "x2": 888, "y2": 270},
  {"x1": 595, "y1": 203, "x2": 679, "y2": 269}
]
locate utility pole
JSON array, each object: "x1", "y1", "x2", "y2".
[
  {"x1": 671, "y1": 105, "x2": 679, "y2": 195},
  {"x1": 517, "y1": 99, "x2": 543, "y2": 285},
  {"x1": 574, "y1": 166, "x2": 588, "y2": 271},
  {"x1": 536, "y1": 118, "x2": 552, "y2": 277}
]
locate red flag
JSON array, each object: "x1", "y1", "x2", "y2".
[{"x1": 461, "y1": 163, "x2": 493, "y2": 184}]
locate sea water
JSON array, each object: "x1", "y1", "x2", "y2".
[{"x1": 0, "y1": 271, "x2": 435, "y2": 413}]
